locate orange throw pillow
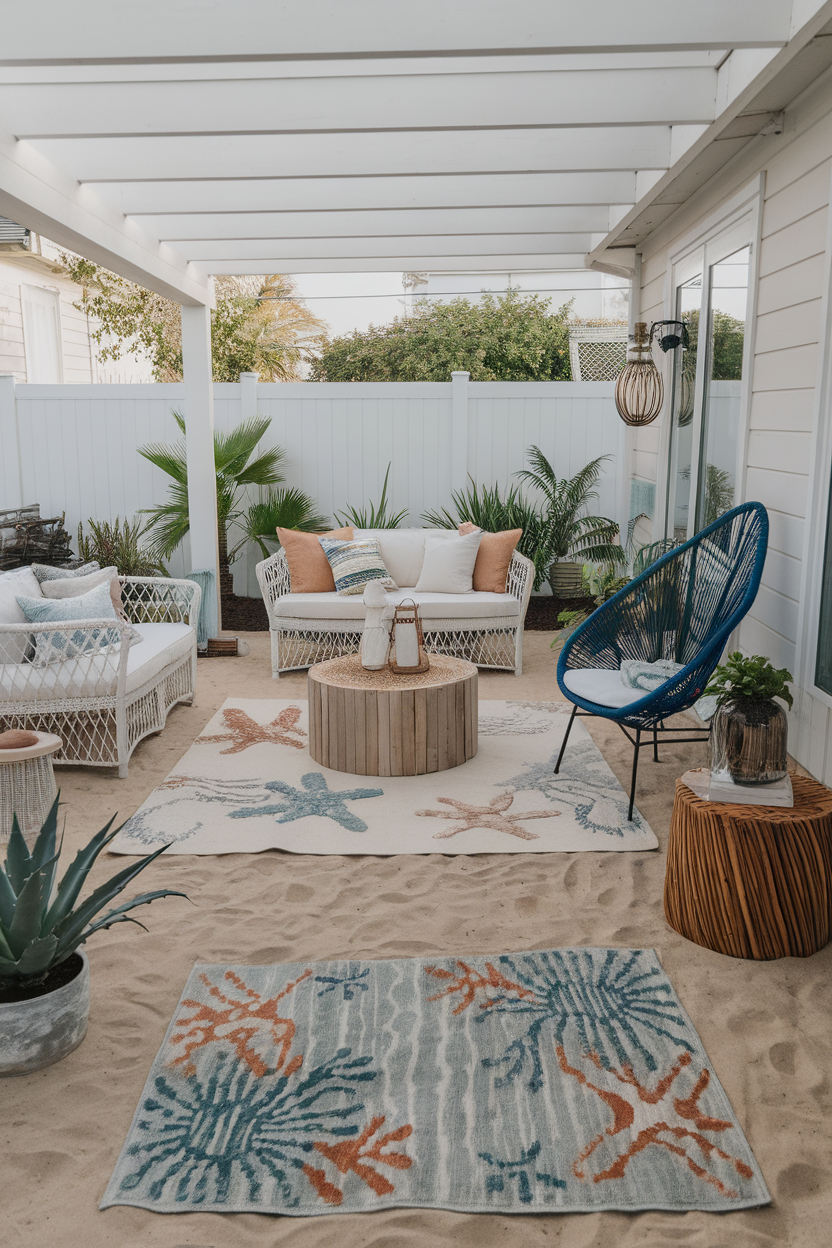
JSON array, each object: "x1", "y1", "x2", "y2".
[
  {"x1": 458, "y1": 525, "x2": 522, "y2": 593},
  {"x1": 277, "y1": 527, "x2": 354, "y2": 593}
]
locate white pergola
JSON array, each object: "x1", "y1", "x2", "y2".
[{"x1": 3, "y1": 1, "x2": 832, "y2": 605}]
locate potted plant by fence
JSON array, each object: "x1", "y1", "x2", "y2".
[
  {"x1": 705, "y1": 652, "x2": 794, "y2": 786},
  {"x1": 0, "y1": 796, "x2": 184, "y2": 1076},
  {"x1": 515, "y1": 448, "x2": 624, "y2": 596}
]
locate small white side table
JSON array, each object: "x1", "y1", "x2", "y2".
[{"x1": 0, "y1": 732, "x2": 62, "y2": 847}]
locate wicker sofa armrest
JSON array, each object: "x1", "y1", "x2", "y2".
[
  {"x1": 0, "y1": 618, "x2": 131, "y2": 701},
  {"x1": 119, "y1": 576, "x2": 201, "y2": 627},
  {"x1": 256, "y1": 549, "x2": 291, "y2": 625},
  {"x1": 506, "y1": 550, "x2": 534, "y2": 621}
]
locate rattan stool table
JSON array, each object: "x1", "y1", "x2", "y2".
[
  {"x1": 0, "y1": 731, "x2": 62, "y2": 847},
  {"x1": 308, "y1": 653, "x2": 477, "y2": 776},
  {"x1": 664, "y1": 774, "x2": 832, "y2": 960}
]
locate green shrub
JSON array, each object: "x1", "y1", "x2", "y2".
[{"x1": 76, "y1": 516, "x2": 168, "y2": 577}]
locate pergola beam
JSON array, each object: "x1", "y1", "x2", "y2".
[
  {"x1": 0, "y1": 1, "x2": 792, "y2": 64},
  {"x1": 0, "y1": 128, "x2": 213, "y2": 305},
  {"x1": 203, "y1": 254, "x2": 590, "y2": 275},
  {"x1": 0, "y1": 68, "x2": 718, "y2": 136}
]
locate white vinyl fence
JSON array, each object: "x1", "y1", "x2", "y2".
[{"x1": 0, "y1": 374, "x2": 624, "y2": 596}]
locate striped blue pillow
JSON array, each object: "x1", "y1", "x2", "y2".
[{"x1": 318, "y1": 538, "x2": 397, "y2": 596}]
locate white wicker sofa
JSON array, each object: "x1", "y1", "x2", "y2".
[
  {"x1": 0, "y1": 576, "x2": 200, "y2": 777},
  {"x1": 256, "y1": 528, "x2": 534, "y2": 677}
]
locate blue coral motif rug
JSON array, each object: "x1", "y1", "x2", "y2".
[
  {"x1": 101, "y1": 948, "x2": 770, "y2": 1216},
  {"x1": 109, "y1": 699, "x2": 658, "y2": 855}
]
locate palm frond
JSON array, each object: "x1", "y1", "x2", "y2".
[{"x1": 236, "y1": 489, "x2": 330, "y2": 559}]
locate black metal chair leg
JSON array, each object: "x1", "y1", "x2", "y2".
[
  {"x1": 653, "y1": 726, "x2": 659, "y2": 763},
  {"x1": 628, "y1": 729, "x2": 641, "y2": 821},
  {"x1": 553, "y1": 704, "x2": 578, "y2": 774}
]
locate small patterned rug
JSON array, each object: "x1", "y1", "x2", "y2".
[
  {"x1": 109, "y1": 699, "x2": 657, "y2": 855},
  {"x1": 101, "y1": 948, "x2": 770, "y2": 1215}
]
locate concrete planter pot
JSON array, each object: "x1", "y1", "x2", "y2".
[
  {"x1": 548, "y1": 560, "x2": 584, "y2": 596},
  {"x1": 0, "y1": 951, "x2": 89, "y2": 1077}
]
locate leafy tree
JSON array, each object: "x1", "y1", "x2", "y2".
[
  {"x1": 310, "y1": 288, "x2": 573, "y2": 381},
  {"x1": 56, "y1": 258, "x2": 327, "y2": 382},
  {"x1": 138, "y1": 413, "x2": 328, "y2": 595}
]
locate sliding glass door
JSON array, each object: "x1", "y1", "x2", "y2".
[{"x1": 664, "y1": 222, "x2": 751, "y2": 541}]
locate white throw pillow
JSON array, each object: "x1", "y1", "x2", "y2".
[
  {"x1": 40, "y1": 566, "x2": 118, "y2": 598},
  {"x1": 414, "y1": 530, "x2": 483, "y2": 594},
  {"x1": 0, "y1": 566, "x2": 43, "y2": 663}
]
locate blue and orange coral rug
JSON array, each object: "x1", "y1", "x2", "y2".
[
  {"x1": 101, "y1": 948, "x2": 769, "y2": 1215},
  {"x1": 109, "y1": 699, "x2": 657, "y2": 855}
]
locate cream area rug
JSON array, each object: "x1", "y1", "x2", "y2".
[{"x1": 109, "y1": 699, "x2": 658, "y2": 856}]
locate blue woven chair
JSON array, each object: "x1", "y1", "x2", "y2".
[{"x1": 555, "y1": 502, "x2": 769, "y2": 819}]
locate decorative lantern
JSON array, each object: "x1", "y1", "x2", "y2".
[
  {"x1": 389, "y1": 599, "x2": 430, "y2": 675},
  {"x1": 614, "y1": 321, "x2": 664, "y2": 427}
]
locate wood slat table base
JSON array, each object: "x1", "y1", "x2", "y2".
[
  {"x1": 664, "y1": 775, "x2": 832, "y2": 960},
  {"x1": 308, "y1": 655, "x2": 478, "y2": 776}
]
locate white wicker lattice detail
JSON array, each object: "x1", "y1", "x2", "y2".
[
  {"x1": 568, "y1": 322, "x2": 628, "y2": 382},
  {"x1": 256, "y1": 548, "x2": 533, "y2": 676},
  {"x1": 0, "y1": 754, "x2": 57, "y2": 846}
]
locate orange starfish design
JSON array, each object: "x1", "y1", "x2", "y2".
[
  {"x1": 424, "y1": 959, "x2": 540, "y2": 1014},
  {"x1": 415, "y1": 791, "x2": 558, "y2": 840},
  {"x1": 558, "y1": 1046, "x2": 755, "y2": 1198},
  {"x1": 196, "y1": 705, "x2": 307, "y2": 753},
  {"x1": 168, "y1": 968, "x2": 312, "y2": 1077},
  {"x1": 303, "y1": 1116, "x2": 414, "y2": 1204}
]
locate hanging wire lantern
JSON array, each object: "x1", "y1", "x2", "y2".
[{"x1": 614, "y1": 321, "x2": 664, "y2": 427}]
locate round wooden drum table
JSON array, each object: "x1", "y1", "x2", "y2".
[
  {"x1": 664, "y1": 775, "x2": 832, "y2": 960},
  {"x1": 308, "y1": 654, "x2": 477, "y2": 777}
]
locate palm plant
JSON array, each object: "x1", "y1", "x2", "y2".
[
  {"x1": 516, "y1": 448, "x2": 624, "y2": 568},
  {"x1": 235, "y1": 489, "x2": 330, "y2": 561},
  {"x1": 139, "y1": 411, "x2": 325, "y2": 595},
  {"x1": 0, "y1": 796, "x2": 184, "y2": 985},
  {"x1": 336, "y1": 465, "x2": 409, "y2": 529}
]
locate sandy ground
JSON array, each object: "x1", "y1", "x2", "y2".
[{"x1": 3, "y1": 632, "x2": 830, "y2": 1247}]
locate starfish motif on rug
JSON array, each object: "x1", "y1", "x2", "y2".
[
  {"x1": 229, "y1": 773, "x2": 383, "y2": 832},
  {"x1": 558, "y1": 1046, "x2": 755, "y2": 1199},
  {"x1": 196, "y1": 705, "x2": 307, "y2": 753},
  {"x1": 415, "y1": 791, "x2": 558, "y2": 840}
]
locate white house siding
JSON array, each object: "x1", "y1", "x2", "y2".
[{"x1": 628, "y1": 72, "x2": 832, "y2": 781}]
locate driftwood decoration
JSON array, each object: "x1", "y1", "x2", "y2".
[
  {"x1": 664, "y1": 775, "x2": 832, "y2": 960},
  {"x1": 0, "y1": 505, "x2": 74, "y2": 571}
]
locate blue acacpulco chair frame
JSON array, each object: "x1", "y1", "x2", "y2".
[{"x1": 555, "y1": 501, "x2": 769, "y2": 819}]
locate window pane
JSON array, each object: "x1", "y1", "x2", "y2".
[
  {"x1": 695, "y1": 247, "x2": 749, "y2": 529},
  {"x1": 666, "y1": 274, "x2": 701, "y2": 541}
]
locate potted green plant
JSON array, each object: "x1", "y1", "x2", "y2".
[
  {"x1": 704, "y1": 652, "x2": 794, "y2": 786},
  {"x1": 0, "y1": 796, "x2": 184, "y2": 1076},
  {"x1": 515, "y1": 448, "x2": 624, "y2": 596}
]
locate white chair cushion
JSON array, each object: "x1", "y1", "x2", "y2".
[
  {"x1": 562, "y1": 667, "x2": 644, "y2": 709},
  {"x1": 0, "y1": 622, "x2": 194, "y2": 703},
  {"x1": 273, "y1": 589, "x2": 520, "y2": 621},
  {"x1": 415, "y1": 530, "x2": 483, "y2": 594}
]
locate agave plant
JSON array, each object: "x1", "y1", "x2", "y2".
[
  {"x1": 336, "y1": 464, "x2": 409, "y2": 529},
  {"x1": 0, "y1": 796, "x2": 184, "y2": 983},
  {"x1": 516, "y1": 447, "x2": 624, "y2": 567}
]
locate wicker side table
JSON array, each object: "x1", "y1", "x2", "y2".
[
  {"x1": 664, "y1": 775, "x2": 832, "y2": 960},
  {"x1": 0, "y1": 732, "x2": 62, "y2": 847}
]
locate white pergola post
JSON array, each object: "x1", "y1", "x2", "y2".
[{"x1": 180, "y1": 302, "x2": 221, "y2": 626}]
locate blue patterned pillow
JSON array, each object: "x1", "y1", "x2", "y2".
[
  {"x1": 318, "y1": 538, "x2": 397, "y2": 596},
  {"x1": 30, "y1": 561, "x2": 100, "y2": 582},
  {"x1": 16, "y1": 579, "x2": 125, "y2": 664}
]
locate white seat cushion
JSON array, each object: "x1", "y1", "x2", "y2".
[
  {"x1": 562, "y1": 667, "x2": 644, "y2": 709},
  {"x1": 0, "y1": 622, "x2": 194, "y2": 702},
  {"x1": 273, "y1": 588, "x2": 520, "y2": 621},
  {"x1": 125, "y1": 623, "x2": 195, "y2": 693}
]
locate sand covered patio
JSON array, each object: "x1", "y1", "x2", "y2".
[{"x1": 4, "y1": 632, "x2": 829, "y2": 1247}]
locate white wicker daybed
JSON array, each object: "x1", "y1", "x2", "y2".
[
  {"x1": 0, "y1": 576, "x2": 200, "y2": 777},
  {"x1": 256, "y1": 529, "x2": 534, "y2": 677}
]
